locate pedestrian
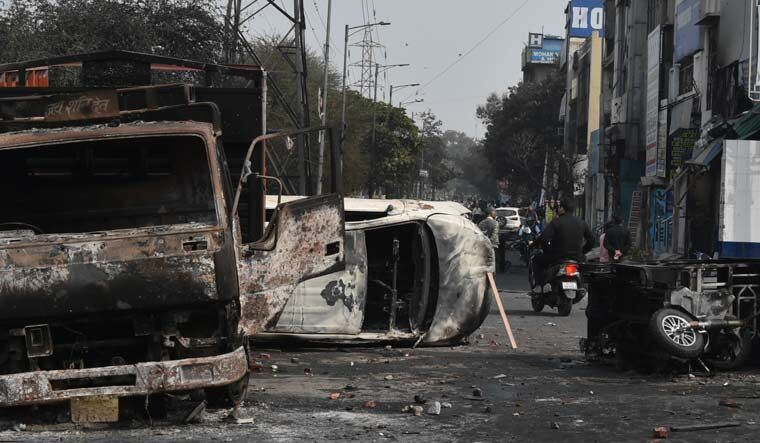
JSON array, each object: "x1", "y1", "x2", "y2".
[
  {"x1": 604, "y1": 215, "x2": 630, "y2": 262},
  {"x1": 478, "y1": 207, "x2": 502, "y2": 271},
  {"x1": 599, "y1": 221, "x2": 614, "y2": 263}
]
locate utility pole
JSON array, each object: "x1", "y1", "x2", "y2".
[
  {"x1": 293, "y1": 0, "x2": 310, "y2": 195},
  {"x1": 368, "y1": 63, "x2": 380, "y2": 197},
  {"x1": 315, "y1": 0, "x2": 332, "y2": 195}
]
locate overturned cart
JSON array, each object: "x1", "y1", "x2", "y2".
[{"x1": 584, "y1": 259, "x2": 760, "y2": 371}]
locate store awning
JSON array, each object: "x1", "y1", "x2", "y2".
[
  {"x1": 729, "y1": 103, "x2": 760, "y2": 140},
  {"x1": 685, "y1": 140, "x2": 723, "y2": 166}
]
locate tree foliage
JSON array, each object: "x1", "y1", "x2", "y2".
[
  {"x1": 0, "y1": 0, "x2": 225, "y2": 62},
  {"x1": 478, "y1": 69, "x2": 572, "y2": 203}
]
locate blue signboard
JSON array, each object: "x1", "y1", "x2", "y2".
[
  {"x1": 568, "y1": 0, "x2": 604, "y2": 38},
  {"x1": 527, "y1": 38, "x2": 563, "y2": 64},
  {"x1": 675, "y1": 0, "x2": 701, "y2": 61}
]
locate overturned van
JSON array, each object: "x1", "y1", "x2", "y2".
[{"x1": 255, "y1": 197, "x2": 495, "y2": 346}]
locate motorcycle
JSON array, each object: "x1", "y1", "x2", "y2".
[
  {"x1": 528, "y1": 249, "x2": 586, "y2": 316},
  {"x1": 511, "y1": 225, "x2": 537, "y2": 266}
]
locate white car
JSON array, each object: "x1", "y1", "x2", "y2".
[
  {"x1": 496, "y1": 207, "x2": 521, "y2": 233},
  {"x1": 255, "y1": 197, "x2": 495, "y2": 346}
]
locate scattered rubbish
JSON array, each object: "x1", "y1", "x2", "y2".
[
  {"x1": 384, "y1": 375, "x2": 394, "y2": 381},
  {"x1": 414, "y1": 395, "x2": 426, "y2": 404},
  {"x1": 304, "y1": 368, "x2": 313, "y2": 376},
  {"x1": 442, "y1": 402, "x2": 452, "y2": 409},
  {"x1": 412, "y1": 406, "x2": 424, "y2": 416},
  {"x1": 652, "y1": 426, "x2": 668, "y2": 439},
  {"x1": 385, "y1": 345, "x2": 393, "y2": 350},
  {"x1": 362, "y1": 400, "x2": 377, "y2": 409},
  {"x1": 329, "y1": 393, "x2": 341, "y2": 400},
  {"x1": 723, "y1": 382, "x2": 730, "y2": 387},
  {"x1": 271, "y1": 365, "x2": 279, "y2": 372},
  {"x1": 290, "y1": 357, "x2": 300, "y2": 364},
  {"x1": 427, "y1": 401, "x2": 442, "y2": 415},
  {"x1": 719, "y1": 398, "x2": 741, "y2": 409},
  {"x1": 225, "y1": 409, "x2": 255, "y2": 425},
  {"x1": 478, "y1": 334, "x2": 485, "y2": 339},
  {"x1": 11, "y1": 423, "x2": 26, "y2": 432},
  {"x1": 535, "y1": 398, "x2": 562, "y2": 403},
  {"x1": 183, "y1": 401, "x2": 207, "y2": 424},
  {"x1": 546, "y1": 322, "x2": 557, "y2": 327},
  {"x1": 670, "y1": 422, "x2": 741, "y2": 432},
  {"x1": 472, "y1": 388, "x2": 483, "y2": 397},
  {"x1": 589, "y1": 391, "x2": 595, "y2": 395},
  {"x1": 484, "y1": 406, "x2": 493, "y2": 413},
  {"x1": 493, "y1": 374, "x2": 507, "y2": 379},
  {"x1": 550, "y1": 422, "x2": 560, "y2": 430},
  {"x1": 350, "y1": 361, "x2": 355, "y2": 367},
  {"x1": 345, "y1": 384, "x2": 358, "y2": 391}
]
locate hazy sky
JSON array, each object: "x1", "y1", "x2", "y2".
[{"x1": 251, "y1": 1, "x2": 568, "y2": 138}]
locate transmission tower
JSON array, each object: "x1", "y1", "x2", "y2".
[{"x1": 223, "y1": 0, "x2": 313, "y2": 195}]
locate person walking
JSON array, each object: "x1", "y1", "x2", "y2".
[
  {"x1": 604, "y1": 215, "x2": 630, "y2": 262},
  {"x1": 478, "y1": 207, "x2": 501, "y2": 272}
]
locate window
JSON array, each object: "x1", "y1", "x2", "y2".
[{"x1": 0, "y1": 135, "x2": 216, "y2": 235}]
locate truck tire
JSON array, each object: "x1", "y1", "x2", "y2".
[
  {"x1": 205, "y1": 374, "x2": 249, "y2": 409},
  {"x1": 648, "y1": 308, "x2": 705, "y2": 359},
  {"x1": 705, "y1": 331, "x2": 753, "y2": 371}
]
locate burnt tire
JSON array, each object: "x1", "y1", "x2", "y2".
[
  {"x1": 557, "y1": 296, "x2": 572, "y2": 317},
  {"x1": 648, "y1": 308, "x2": 705, "y2": 359},
  {"x1": 205, "y1": 374, "x2": 249, "y2": 409},
  {"x1": 705, "y1": 331, "x2": 753, "y2": 371},
  {"x1": 531, "y1": 294, "x2": 544, "y2": 313}
]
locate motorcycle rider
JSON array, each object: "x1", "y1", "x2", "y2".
[{"x1": 530, "y1": 198, "x2": 594, "y2": 287}]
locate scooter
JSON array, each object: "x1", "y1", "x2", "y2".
[
  {"x1": 528, "y1": 249, "x2": 585, "y2": 316},
  {"x1": 512, "y1": 226, "x2": 537, "y2": 265}
]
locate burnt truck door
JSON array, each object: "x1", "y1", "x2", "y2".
[{"x1": 230, "y1": 129, "x2": 346, "y2": 336}]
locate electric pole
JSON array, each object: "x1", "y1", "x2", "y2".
[{"x1": 316, "y1": 0, "x2": 332, "y2": 195}]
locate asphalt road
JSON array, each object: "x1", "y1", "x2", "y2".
[{"x1": 2, "y1": 259, "x2": 759, "y2": 442}]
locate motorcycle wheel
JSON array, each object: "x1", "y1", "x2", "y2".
[
  {"x1": 557, "y1": 296, "x2": 572, "y2": 316},
  {"x1": 648, "y1": 308, "x2": 706, "y2": 359},
  {"x1": 531, "y1": 294, "x2": 544, "y2": 313},
  {"x1": 528, "y1": 262, "x2": 537, "y2": 290},
  {"x1": 704, "y1": 330, "x2": 753, "y2": 371}
]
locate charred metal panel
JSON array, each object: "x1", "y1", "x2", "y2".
[
  {"x1": 423, "y1": 214, "x2": 493, "y2": 345},
  {"x1": 237, "y1": 194, "x2": 345, "y2": 336},
  {"x1": 267, "y1": 230, "x2": 367, "y2": 334},
  {"x1": 0, "y1": 227, "x2": 226, "y2": 320}
]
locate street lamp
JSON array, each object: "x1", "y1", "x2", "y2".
[
  {"x1": 388, "y1": 83, "x2": 419, "y2": 107},
  {"x1": 340, "y1": 21, "x2": 391, "y2": 155},
  {"x1": 399, "y1": 98, "x2": 424, "y2": 107}
]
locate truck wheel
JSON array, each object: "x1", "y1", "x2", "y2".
[
  {"x1": 705, "y1": 331, "x2": 753, "y2": 371},
  {"x1": 648, "y1": 308, "x2": 705, "y2": 359},
  {"x1": 205, "y1": 374, "x2": 249, "y2": 409},
  {"x1": 531, "y1": 294, "x2": 544, "y2": 313},
  {"x1": 557, "y1": 296, "x2": 572, "y2": 316}
]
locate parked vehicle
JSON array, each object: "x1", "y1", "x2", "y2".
[
  {"x1": 255, "y1": 197, "x2": 494, "y2": 346},
  {"x1": 496, "y1": 207, "x2": 521, "y2": 236},
  {"x1": 0, "y1": 54, "x2": 346, "y2": 411},
  {"x1": 528, "y1": 250, "x2": 585, "y2": 316},
  {"x1": 583, "y1": 259, "x2": 760, "y2": 371}
]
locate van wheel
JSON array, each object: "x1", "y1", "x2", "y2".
[
  {"x1": 205, "y1": 375, "x2": 249, "y2": 409},
  {"x1": 649, "y1": 308, "x2": 705, "y2": 359}
]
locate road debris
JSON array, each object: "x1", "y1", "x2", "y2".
[
  {"x1": 670, "y1": 422, "x2": 742, "y2": 432},
  {"x1": 384, "y1": 375, "x2": 394, "y2": 381},
  {"x1": 427, "y1": 401, "x2": 442, "y2": 415},
  {"x1": 472, "y1": 388, "x2": 483, "y2": 397},
  {"x1": 719, "y1": 398, "x2": 741, "y2": 409},
  {"x1": 550, "y1": 422, "x2": 560, "y2": 430},
  {"x1": 329, "y1": 393, "x2": 341, "y2": 400},
  {"x1": 652, "y1": 426, "x2": 668, "y2": 439},
  {"x1": 183, "y1": 401, "x2": 207, "y2": 424},
  {"x1": 362, "y1": 400, "x2": 377, "y2": 409}
]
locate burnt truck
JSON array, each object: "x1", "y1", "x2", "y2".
[{"x1": 0, "y1": 52, "x2": 346, "y2": 411}]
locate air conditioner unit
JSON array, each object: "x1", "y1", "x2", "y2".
[{"x1": 696, "y1": 0, "x2": 720, "y2": 26}]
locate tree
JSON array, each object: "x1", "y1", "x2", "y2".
[
  {"x1": 477, "y1": 69, "x2": 574, "y2": 203},
  {"x1": 441, "y1": 130, "x2": 496, "y2": 199},
  {"x1": 0, "y1": 0, "x2": 225, "y2": 63},
  {"x1": 365, "y1": 103, "x2": 420, "y2": 198},
  {"x1": 417, "y1": 111, "x2": 454, "y2": 199}
]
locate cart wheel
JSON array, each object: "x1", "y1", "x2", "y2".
[
  {"x1": 557, "y1": 296, "x2": 572, "y2": 316},
  {"x1": 531, "y1": 294, "x2": 544, "y2": 313},
  {"x1": 648, "y1": 308, "x2": 705, "y2": 359},
  {"x1": 704, "y1": 330, "x2": 753, "y2": 371}
]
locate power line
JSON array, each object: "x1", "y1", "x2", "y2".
[{"x1": 402, "y1": 0, "x2": 531, "y2": 101}]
